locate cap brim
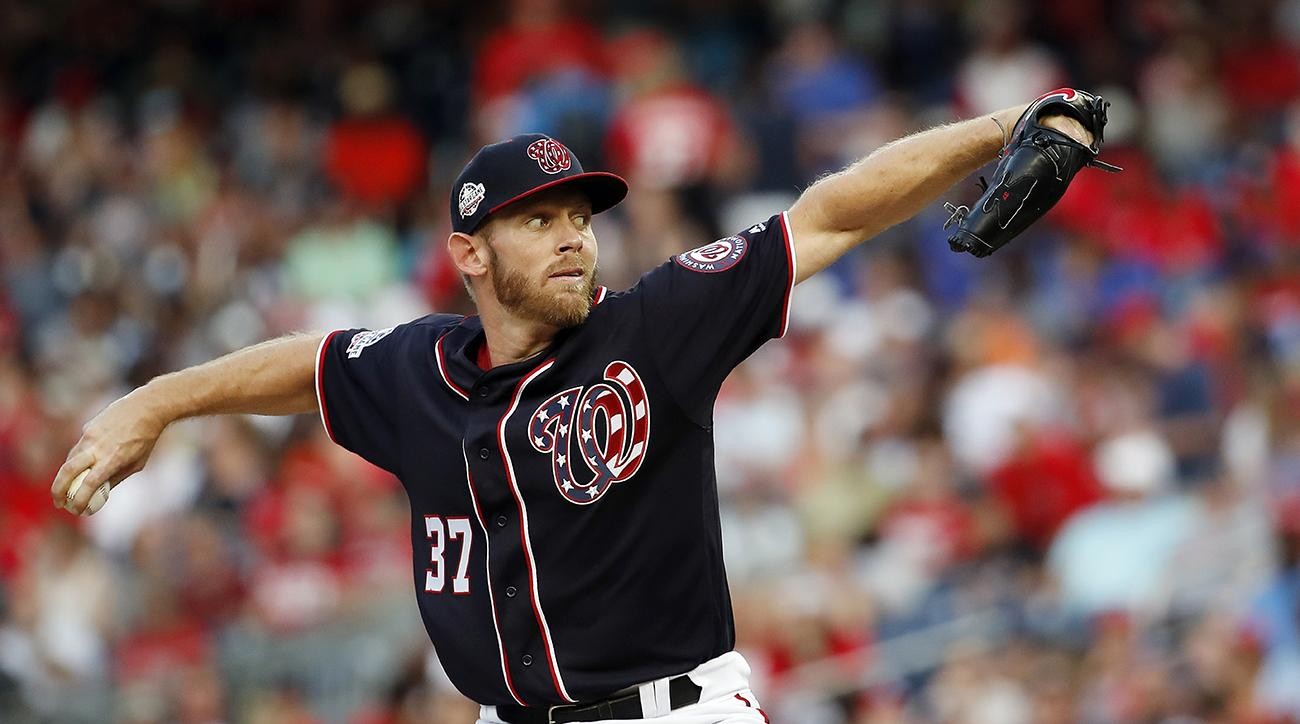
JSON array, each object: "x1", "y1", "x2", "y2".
[{"x1": 485, "y1": 171, "x2": 629, "y2": 219}]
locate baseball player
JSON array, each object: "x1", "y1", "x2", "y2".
[{"x1": 52, "y1": 90, "x2": 1112, "y2": 722}]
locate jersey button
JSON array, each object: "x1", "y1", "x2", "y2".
[
  {"x1": 478, "y1": 447, "x2": 490, "y2": 460},
  {"x1": 477, "y1": 387, "x2": 488, "y2": 398},
  {"x1": 505, "y1": 586, "x2": 517, "y2": 598},
  {"x1": 496, "y1": 515, "x2": 508, "y2": 528},
  {"x1": 521, "y1": 654, "x2": 533, "y2": 666}
]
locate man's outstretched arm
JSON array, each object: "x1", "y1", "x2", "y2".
[
  {"x1": 51, "y1": 333, "x2": 324, "y2": 515},
  {"x1": 785, "y1": 104, "x2": 1093, "y2": 283}
]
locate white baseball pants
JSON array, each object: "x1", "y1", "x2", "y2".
[{"x1": 477, "y1": 651, "x2": 769, "y2": 724}]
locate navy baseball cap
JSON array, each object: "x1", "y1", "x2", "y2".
[{"x1": 450, "y1": 134, "x2": 628, "y2": 235}]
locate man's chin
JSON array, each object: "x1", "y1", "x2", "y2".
[
  {"x1": 545, "y1": 297, "x2": 592, "y2": 328},
  {"x1": 515, "y1": 288, "x2": 591, "y2": 328}
]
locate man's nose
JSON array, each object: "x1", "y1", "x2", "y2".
[{"x1": 557, "y1": 228, "x2": 585, "y2": 254}]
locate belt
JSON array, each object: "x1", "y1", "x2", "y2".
[{"x1": 496, "y1": 674, "x2": 702, "y2": 723}]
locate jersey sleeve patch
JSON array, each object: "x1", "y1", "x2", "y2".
[
  {"x1": 673, "y1": 235, "x2": 748, "y2": 273},
  {"x1": 346, "y1": 326, "x2": 396, "y2": 358}
]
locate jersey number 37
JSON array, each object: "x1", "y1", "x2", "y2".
[{"x1": 424, "y1": 515, "x2": 472, "y2": 595}]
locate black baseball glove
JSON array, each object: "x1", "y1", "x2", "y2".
[{"x1": 944, "y1": 88, "x2": 1120, "y2": 257}]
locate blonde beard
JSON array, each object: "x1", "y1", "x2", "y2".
[{"x1": 490, "y1": 254, "x2": 596, "y2": 328}]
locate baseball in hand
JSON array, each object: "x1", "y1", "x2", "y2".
[{"x1": 66, "y1": 469, "x2": 111, "y2": 516}]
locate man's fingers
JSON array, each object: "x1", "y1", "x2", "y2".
[
  {"x1": 68, "y1": 471, "x2": 113, "y2": 517},
  {"x1": 64, "y1": 469, "x2": 93, "y2": 514},
  {"x1": 65, "y1": 463, "x2": 118, "y2": 516},
  {"x1": 84, "y1": 481, "x2": 112, "y2": 515},
  {"x1": 53, "y1": 449, "x2": 126, "y2": 515},
  {"x1": 51, "y1": 451, "x2": 95, "y2": 510}
]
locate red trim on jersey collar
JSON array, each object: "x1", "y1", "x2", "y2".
[
  {"x1": 439, "y1": 315, "x2": 597, "y2": 397},
  {"x1": 593, "y1": 285, "x2": 608, "y2": 305},
  {"x1": 435, "y1": 333, "x2": 471, "y2": 400},
  {"x1": 475, "y1": 340, "x2": 493, "y2": 371},
  {"x1": 436, "y1": 317, "x2": 486, "y2": 398}
]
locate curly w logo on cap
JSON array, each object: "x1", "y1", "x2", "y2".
[{"x1": 527, "y1": 137, "x2": 573, "y2": 174}]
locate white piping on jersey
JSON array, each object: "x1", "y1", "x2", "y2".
[
  {"x1": 777, "y1": 211, "x2": 798, "y2": 339},
  {"x1": 461, "y1": 447, "x2": 527, "y2": 706},
  {"x1": 497, "y1": 358, "x2": 575, "y2": 703},
  {"x1": 314, "y1": 331, "x2": 341, "y2": 443},
  {"x1": 436, "y1": 334, "x2": 470, "y2": 400},
  {"x1": 594, "y1": 285, "x2": 608, "y2": 305}
]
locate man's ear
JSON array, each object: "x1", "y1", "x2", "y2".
[{"x1": 448, "y1": 231, "x2": 490, "y2": 279}]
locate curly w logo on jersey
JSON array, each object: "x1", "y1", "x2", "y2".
[
  {"x1": 675, "y1": 236, "x2": 748, "y2": 273},
  {"x1": 526, "y1": 137, "x2": 573, "y2": 175},
  {"x1": 528, "y1": 361, "x2": 650, "y2": 504}
]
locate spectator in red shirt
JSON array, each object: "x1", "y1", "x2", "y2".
[
  {"x1": 472, "y1": 0, "x2": 606, "y2": 105},
  {"x1": 323, "y1": 63, "x2": 427, "y2": 211},
  {"x1": 989, "y1": 423, "x2": 1104, "y2": 551},
  {"x1": 604, "y1": 29, "x2": 740, "y2": 191}
]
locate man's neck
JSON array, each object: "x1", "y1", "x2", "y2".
[{"x1": 476, "y1": 299, "x2": 560, "y2": 368}]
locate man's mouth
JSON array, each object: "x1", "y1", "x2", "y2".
[{"x1": 548, "y1": 267, "x2": 586, "y2": 281}]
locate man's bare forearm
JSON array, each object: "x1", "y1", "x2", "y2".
[
  {"x1": 788, "y1": 104, "x2": 1028, "y2": 282},
  {"x1": 138, "y1": 333, "x2": 324, "y2": 424},
  {"x1": 53, "y1": 332, "x2": 326, "y2": 514},
  {"x1": 815, "y1": 105, "x2": 1026, "y2": 230}
]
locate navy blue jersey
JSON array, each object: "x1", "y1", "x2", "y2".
[{"x1": 315, "y1": 213, "x2": 796, "y2": 706}]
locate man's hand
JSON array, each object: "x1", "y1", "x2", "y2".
[
  {"x1": 944, "y1": 88, "x2": 1118, "y2": 257},
  {"x1": 1041, "y1": 114, "x2": 1094, "y2": 147},
  {"x1": 784, "y1": 89, "x2": 1111, "y2": 283},
  {"x1": 51, "y1": 390, "x2": 168, "y2": 515},
  {"x1": 49, "y1": 332, "x2": 324, "y2": 514}
]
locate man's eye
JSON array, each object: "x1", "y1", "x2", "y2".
[
  {"x1": 525, "y1": 217, "x2": 547, "y2": 231},
  {"x1": 573, "y1": 214, "x2": 590, "y2": 229}
]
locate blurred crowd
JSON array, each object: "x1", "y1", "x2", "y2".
[{"x1": 2, "y1": 0, "x2": 1300, "y2": 722}]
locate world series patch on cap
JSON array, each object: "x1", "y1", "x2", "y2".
[{"x1": 451, "y1": 134, "x2": 628, "y2": 235}]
